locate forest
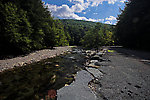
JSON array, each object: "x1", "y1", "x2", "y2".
[
  {"x1": 0, "y1": 0, "x2": 149, "y2": 57},
  {"x1": 115, "y1": 0, "x2": 150, "y2": 50},
  {"x1": 0, "y1": 0, "x2": 69, "y2": 56},
  {"x1": 0, "y1": 0, "x2": 114, "y2": 57}
]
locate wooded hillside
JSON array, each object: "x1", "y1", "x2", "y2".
[
  {"x1": 0, "y1": 0, "x2": 69, "y2": 56},
  {"x1": 0, "y1": 0, "x2": 115, "y2": 57},
  {"x1": 115, "y1": 0, "x2": 150, "y2": 50}
]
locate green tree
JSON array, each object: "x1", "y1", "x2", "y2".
[
  {"x1": 115, "y1": 0, "x2": 150, "y2": 50},
  {"x1": 0, "y1": 2, "x2": 32, "y2": 54},
  {"x1": 81, "y1": 23, "x2": 114, "y2": 49}
]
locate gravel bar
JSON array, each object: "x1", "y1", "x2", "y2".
[{"x1": 0, "y1": 46, "x2": 72, "y2": 72}]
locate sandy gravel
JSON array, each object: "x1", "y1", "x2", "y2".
[{"x1": 0, "y1": 46, "x2": 72, "y2": 72}]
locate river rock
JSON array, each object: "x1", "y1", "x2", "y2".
[
  {"x1": 85, "y1": 67, "x2": 103, "y2": 78},
  {"x1": 90, "y1": 55, "x2": 103, "y2": 61},
  {"x1": 90, "y1": 60, "x2": 99, "y2": 63},
  {"x1": 96, "y1": 52, "x2": 103, "y2": 57},
  {"x1": 57, "y1": 70, "x2": 97, "y2": 100},
  {"x1": 87, "y1": 63, "x2": 100, "y2": 68},
  {"x1": 45, "y1": 62, "x2": 52, "y2": 65},
  {"x1": 68, "y1": 56, "x2": 76, "y2": 60}
]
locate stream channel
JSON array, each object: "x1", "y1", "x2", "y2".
[
  {"x1": 0, "y1": 47, "x2": 107, "y2": 100},
  {"x1": 0, "y1": 48, "x2": 87, "y2": 100}
]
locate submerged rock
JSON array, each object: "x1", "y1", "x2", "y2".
[{"x1": 68, "y1": 56, "x2": 76, "y2": 60}]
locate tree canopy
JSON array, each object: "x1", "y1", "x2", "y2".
[
  {"x1": 0, "y1": 0, "x2": 69, "y2": 56},
  {"x1": 115, "y1": 0, "x2": 150, "y2": 50}
]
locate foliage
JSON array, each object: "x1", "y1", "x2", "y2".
[
  {"x1": 81, "y1": 23, "x2": 114, "y2": 49},
  {"x1": 115, "y1": 0, "x2": 150, "y2": 50},
  {"x1": 0, "y1": 0, "x2": 69, "y2": 56},
  {"x1": 61, "y1": 19, "x2": 97, "y2": 45}
]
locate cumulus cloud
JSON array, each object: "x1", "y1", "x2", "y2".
[
  {"x1": 46, "y1": 4, "x2": 88, "y2": 20},
  {"x1": 105, "y1": 21, "x2": 112, "y2": 24},
  {"x1": 68, "y1": 0, "x2": 84, "y2": 4},
  {"x1": 88, "y1": 18, "x2": 104, "y2": 22},
  {"x1": 105, "y1": 16, "x2": 117, "y2": 25},
  {"x1": 71, "y1": 3, "x2": 85, "y2": 13},
  {"x1": 45, "y1": 0, "x2": 126, "y2": 24},
  {"x1": 69, "y1": 0, "x2": 118, "y2": 7},
  {"x1": 120, "y1": 0, "x2": 126, "y2": 3},
  {"x1": 105, "y1": 16, "x2": 116, "y2": 21},
  {"x1": 46, "y1": 3, "x2": 105, "y2": 22}
]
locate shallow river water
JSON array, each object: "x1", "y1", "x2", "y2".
[{"x1": 0, "y1": 49, "x2": 86, "y2": 100}]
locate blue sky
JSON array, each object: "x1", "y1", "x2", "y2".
[{"x1": 42, "y1": 0, "x2": 127, "y2": 25}]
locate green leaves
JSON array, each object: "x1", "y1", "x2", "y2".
[
  {"x1": 0, "y1": 0, "x2": 69, "y2": 55},
  {"x1": 81, "y1": 23, "x2": 114, "y2": 49},
  {"x1": 115, "y1": 0, "x2": 150, "y2": 50}
]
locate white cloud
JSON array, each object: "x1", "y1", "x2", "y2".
[
  {"x1": 105, "y1": 16, "x2": 116, "y2": 21},
  {"x1": 69, "y1": 0, "x2": 84, "y2": 4},
  {"x1": 88, "y1": 18, "x2": 104, "y2": 22},
  {"x1": 120, "y1": 0, "x2": 126, "y2": 3},
  {"x1": 68, "y1": 0, "x2": 119, "y2": 8},
  {"x1": 45, "y1": 3, "x2": 105, "y2": 23},
  {"x1": 105, "y1": 16, "x2": 117, "y2": 25},
  {"x1": 46, "y1": 4, "x2": 88, "y2": 20},
  {"x1": 105, "y1": 21, "x2": 112, "y2": 24},
  {"x1": 71, "y1": 4, "x2": 85, "y2": 13}
]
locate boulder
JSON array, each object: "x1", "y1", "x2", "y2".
[
  {"x1": 87, "y1": 63, "x2": 100, "y2": 68},
  {"x1": 68, "y1": 56, "x2": 76, "y2": 60},
  {"x1": 96, "y1": 52, "x2": 103, "y2": 57},
  {"x1": 90, "y1": 55, "x2": 103, "y2": 61},
  {"x1": 95, "y1": 62, "x2": 109, "y2": 66},
  {"x1": 45, "y1": 62, "x2": 52, "y2": 65},
  {"x1": 90, "y1": 60, "x2": 99, "y2": 63}
]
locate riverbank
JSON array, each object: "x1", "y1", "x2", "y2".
[{"x1": 0, "y1": 46, "x2": 72, "y2": 72}]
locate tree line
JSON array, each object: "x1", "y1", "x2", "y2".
[
  {"x1": 115, "y1": 0, "x2": 150, "y2": 50},
  {"x1": 0, "y1": 0, "x2": 69, "y2": 56},
  {"x1": 61, "y1": 19, "x2": 114, "y2": 49},
  {"x1": 0, "y1": 0, "x2": 115, "y2": 57}
]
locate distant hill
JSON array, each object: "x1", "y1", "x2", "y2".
[
  {"x1": 60, "y1": 19, "x2": 96, "y2": 30},
  {"x1": 60, "y1": 19, "x2": 114, "y2": 46},
  {"x1": 60, "y1": 19, "x2": 114, "y2": 31}
]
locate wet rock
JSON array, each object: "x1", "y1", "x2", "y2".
[
  {"x1": 72, "y1": 51, "x2": 77, "y2": 54},
  {"x1": 50, "y1": 75, "x2": 57, "y2": 84},
  {"x1": 87, "y1": 63, "x2": 100, "y2": 68},
  {"x1": 91, "y1": 55, "x2": 104, "y2": 61},
  {"x1": 55, "y1": 64, "x2": 59, "y2": 67},
  {"x1": 96, "y1": 52, "x2": 103, "y2": 57},
  {"x1": 45, "y1": 62, "x2": 52, "y2": 65},
  {"x1": 68, "y1": 56, "x2": 76, "y2": 60},
  {"x1": 85, "y1": 56, "x2": 89, "y2": 59},
  {"x1": 86, "y1": 50, "x2": 91, "y2": 54},
  {"x1": 90, "y1": 60, "x2": 99, "y2": 63}
]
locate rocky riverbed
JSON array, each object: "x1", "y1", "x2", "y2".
[
  {"x1": 0, "y1": 47, "x2": 86, "y2": 100},
  {"x1": 57, "y1": 47, "x2": 109, "y2": 100},
  {"x1": 1, "y1": 46, "x2": 149, "y2": 100},
  {"x1": 0, "y1": 46, "x2": 72, "y2": 72},
  {"x1": 57, "y1": 47, "x2": 150, "y2": 100}
]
